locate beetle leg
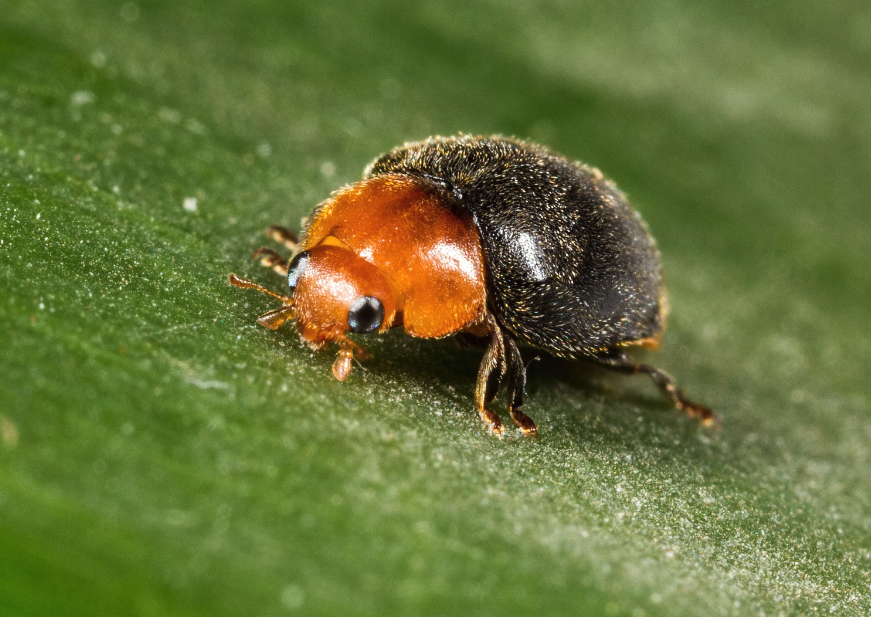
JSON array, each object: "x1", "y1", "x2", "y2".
[
  {"x1": 266, "y1": 225, "x2": 299, "y2": 252},
  {"x1": 256, "y1": 305, "x2": 294, "y2": 330},
  {"x1": 503, "y1": 335, "x2": 538, "y2": 437},
  {"x1": 454, "y1": 332, "x2": 489, "y2": 350},
  {"x1": 332, "y1": 335, "x2": 372, "y2": 381},
  {"x1": 591, "y1": 350, "x2": 721, "y2": 428},
  {"x1": 332, "y1": 343, "x2": 354, "y2": 381},
  {"x1": 252, "y1": 247, "x2": 289, "y2": 277},
  {"x1": 474, "y1": 316, "x2": 507, "y2": 436},
  {"x1": 229, "y1": 274, "x2": 295, "y2": 330}
]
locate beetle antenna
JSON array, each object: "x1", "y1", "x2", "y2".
[{"x1": 228, "y1": 273, "x2": 293, "y2": 304}]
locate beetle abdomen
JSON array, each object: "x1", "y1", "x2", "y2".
[{"x1": 366, "y1": 135, "x2": 665, "y2": 358}]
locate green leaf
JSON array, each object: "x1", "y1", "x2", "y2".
[{"x1": 2, "y1": 2, "x2": 870, "y2": 615}]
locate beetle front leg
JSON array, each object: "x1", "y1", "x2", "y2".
[
  {"x1": 503, "y1": 335, "x2": 538, "y2": 437},
  {"x1": 474, "y1": 316, "x2": 507, "y2": 436},
  {"x1": 253, "y1": 247, "x2": 289, "y2": 277},
  {"x1": 256, "y1": 305, "x2": 295, "y2": 330},
  {"x1": 332, "y1": 336, "x2": 372, "y2": 381}
]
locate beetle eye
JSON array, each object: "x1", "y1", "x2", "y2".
[
  {"x1": 286, "y1": 250, "x2": 311, "y2": 292},
  {"x1": 347, "y1": 296, "x2": 384, "y2": 333}
]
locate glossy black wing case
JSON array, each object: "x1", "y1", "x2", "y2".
[{"x1": 365, "y1": 135, "x2": 665, "y2": 357}]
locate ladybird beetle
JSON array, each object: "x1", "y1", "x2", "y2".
[{"x1": 229, "y1": 135, "x2": 718, "y2": 436}]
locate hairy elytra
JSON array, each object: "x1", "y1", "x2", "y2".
[{"x1": 230, "y1": 135, "x2": 718, "y2": 436}]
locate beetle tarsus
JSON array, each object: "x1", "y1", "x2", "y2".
[
  {"x1": 332, "y1": 337, "x2": 372, "y2": 381},
  {"x1": 479, "y1": 408, "x2": 505, "y2": 437},
  {"x1": 510, "y1": 408, "x2": 538, "y2": 437},
  {"x1": 266, "y1": 225, "x2": 299, "y2": 252},
  {"x1": 676, "y1": 398, "x2": 722, "y2": 429},
  {"x1": 253, "y1": 247, "x2": 289, "y2": 277},
  {"x1": 332, "y1": 345, "x2": 354, "y2": 381},
  {"x1": 256, "y1": 306, "x2": 294, "y2": 330}
]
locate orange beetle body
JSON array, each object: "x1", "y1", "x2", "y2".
[{"x1": 230, "y1": 136, "x2": 717, "y2": 436}]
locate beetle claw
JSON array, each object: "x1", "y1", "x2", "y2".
[{"x1": 680, "y1": 400, "x2": 722, "y2": 430}]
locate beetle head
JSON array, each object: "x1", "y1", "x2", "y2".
[
  {"x1": 230, "y1": 239, "x2": 400, "y2": 381},
  {"x1": 289, "y1": 244, "x2": 399, "y2": 351}
]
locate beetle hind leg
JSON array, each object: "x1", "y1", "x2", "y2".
[{"x1": 591, "y1": 350, "x2": 721, "y2": 427}]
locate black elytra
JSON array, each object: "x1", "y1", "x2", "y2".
[
  {"x1": 366, "y1": 135, "x2": 663, "y2": 357},
  {"x1": 366, "y1": 136, "x2": 717, "y2": 428}
]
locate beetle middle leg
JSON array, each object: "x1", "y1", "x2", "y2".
[
  {"x1": 266, "y1": 225, "x2": 299, "y2": 252},
  {"x1": 252, "y1": 247, "x2": 289, "y2": 277},
  {"x1": 474, "y1": 316, "x2": 507, "y2": 436},
  {"x1": 252, "y1": 225, "x2": 300, "y2": 277},
  {"x1": 590, "y1": 350, "x2": 721, "y2": 427}
]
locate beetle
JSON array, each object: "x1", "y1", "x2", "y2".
[{"x1": 229, "y1": 135, "x2": 718, "y2": 436}]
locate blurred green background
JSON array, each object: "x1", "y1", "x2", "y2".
[{"x1": 1, "y1": 1, "x2": 870, "y2": 615}]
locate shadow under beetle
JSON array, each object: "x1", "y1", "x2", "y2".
[{"x1": 230, "y1": 135, "x2": 719, "y2": 436}]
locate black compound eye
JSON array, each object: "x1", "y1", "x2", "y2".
[
  {"x1": 286, "y1": 250, "x2": 311, "y2": 292},
  {"x1": 347, "y1": 296, "x2": 384, "y2": 333}
]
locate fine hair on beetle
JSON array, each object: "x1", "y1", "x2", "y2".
[{"x1": 230, "y1": 135, "x2": 719, "y2": 436}]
